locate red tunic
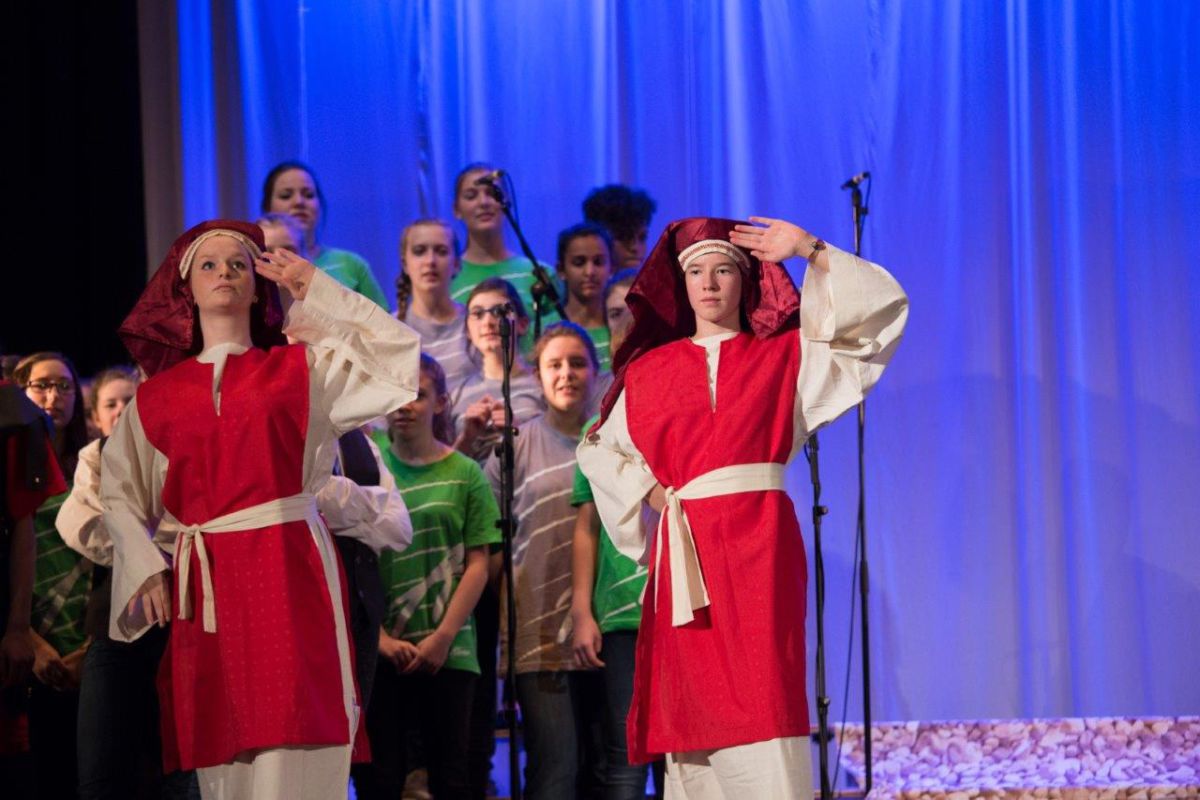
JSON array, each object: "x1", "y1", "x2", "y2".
[
  {"x1": 624, "y1": 331, "x2": 810, "y2": 762},
  {"x1": 137, "y1": 345, "x2": 367, "y2": 771}
]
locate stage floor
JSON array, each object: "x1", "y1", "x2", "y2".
[{"x1": 833, "y1": 716, "x2": 1199, "y2": 799}]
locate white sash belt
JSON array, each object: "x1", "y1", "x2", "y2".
[
  {"x1": 656, "y1": 462, "x2": 786, "y2": 627},
  {"x1": 164, "y1": 494, "x2": 319, "y2": 633}
]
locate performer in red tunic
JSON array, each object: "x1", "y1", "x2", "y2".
[
  {"x1": 578, "y1": 216, "x2": 908, "y2": 798},
  {"x1": 102, "y1": 220, "x2": 420, "y2": 798}
]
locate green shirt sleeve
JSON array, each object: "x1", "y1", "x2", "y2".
[
  {"x1": 465, "y1": 457, "x2": 502, "y2": 548},
  {"x1": 571, "y1": 463, "x2": 594, "y2": 506},
  {"x1": 350, "y1": 259, "x2": 389, "y2": 309},
  {"x1": 572, "y1": 413, "x2": 599, "y2": 507}
]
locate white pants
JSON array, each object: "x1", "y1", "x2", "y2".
[
  {"x1": 197, "y1": 745, "x2": 352, "y2": 800},
  {"x1": 664, "y1": 736, "x2": 814, "y2": 799}
]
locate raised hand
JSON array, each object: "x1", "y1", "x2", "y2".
[
  {"x1": 255, "y1": 248, "x2": 318, "y2": 302},
  {"x1": 729, "y1": 216, "x2": 812, "y2": 263}
]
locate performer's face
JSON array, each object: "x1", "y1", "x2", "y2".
[
  {"x1": 267, "y1": 168, "x2": 320, "y2": 236},
  {"x1": 684, "y1": 253, "x2": 743, "y2": 331},
  {"x1": 92, "y1": 378, "x2": 136, "y2": 437},
  {"x1": 403, "y1": 223, "x2": 459, "y2": 294},
  {"x1": 454, "y1": 169, "x2": 503, "y2": 235},
  {"x1": 388, "y1": 371, "x2": 445, "y2": 442},
  {"x1": 558, "y1": 234, "x2": 612, "y2": 306},
  {"x1": 189, "y1": 237, "x2": 257, "y2": 317},
  {"x1": 537, "y1": 334, "x2": 593, "y2": 414}
]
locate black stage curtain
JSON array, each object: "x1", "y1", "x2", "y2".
[{"x1": 5, "y1": 0, "x2": 148, "y2": 377}]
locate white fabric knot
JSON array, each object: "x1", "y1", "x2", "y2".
[
  {"x1": 164, "y1": 494, "x2": 319, "y2": 634},
  {"x1": 653, "y1": 463, "x2": 786, "y2": 627}
]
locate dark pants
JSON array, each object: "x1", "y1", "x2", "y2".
[
  {"x1": 515, "y1": 670, "x2": 606, "y2": 800},
  {"x1": 356, "y1": 662, "x2": 476, "y2": 800},
  {"x1": 0, "y1": 686, "x2": 34, "y2": 799},
  {"x1": 335, "y1": 538, "x2": 385, "y2": 709},
  {"x1": 467, "y1": 585, "x2": 499, "y2": 799},
  {"x1": 76, "y1": 625, "x2": 198, "y2": 799},
  {"x1": 29, "y1": 679, "x2": 78, "y2": 800},
  {"x1": 601, "y1": 631, "x2": 664, "y2": 799}
]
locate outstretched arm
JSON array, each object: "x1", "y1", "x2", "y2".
[
  {"x1": 732, "y1": 216, "x2": 909, "y2": 443},
  {"x1": 260, "y1": 250, "x2": 421, "y2": 436}
]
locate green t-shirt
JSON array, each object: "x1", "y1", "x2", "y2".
[
  {"x1": 314, "y1": 246, "x2": 389, "y2": 309},
  {"x1": 32, "y1": 490, "x2": 92, "y2": 655},
  {"x1": 449, "y1": 256, "x2": 562, "y2": 353},
  {"x1": 372, "y1": 437, "x2": 501, "y2": 674},
  {"x1": 584, "y1": 324, "x2": 612, "y2": 373},
  {"x1": 571, "y1": 416, "x2": 646, "y2": 633}
]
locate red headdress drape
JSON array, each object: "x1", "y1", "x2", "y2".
[
  {"x1": 598, "y1": 217, "x2": 801, "y2": 424},
  {"x1": 118, "y1": 219, "x2": 286, "y2": 378}
]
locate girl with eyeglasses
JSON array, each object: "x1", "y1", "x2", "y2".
[
  {"x1": 449, "y1": 278, "x2": 545, "y2": 463},
  {"x1": 13, "y1": 352, "x2": 92, "y2": 798}
]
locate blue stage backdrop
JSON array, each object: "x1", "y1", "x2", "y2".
[{"x1": 163, "y1": 0, "x2": 1199, "y2": 723}]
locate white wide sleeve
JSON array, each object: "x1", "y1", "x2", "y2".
[
  {"x1": 56, "y1": 439, "x2": 112, "y2": 566},
  {"x1": 576, "y1": 390, "x2": 659, "y2": 563},
  {"x1": 100, "y1": 398, "x2": 170, "y2": 642},
  {"x1": 794, "y1": 246, "x2": 909, "y2": 446},
  {"x1": 286, "y1": 268, "x2": 421, "y2": 435},
  {"x1": 316, "y1": 475, "x2": 413, "y2": 556}
]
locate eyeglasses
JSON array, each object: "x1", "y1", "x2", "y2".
[
  {"x1": 467, "y1": 303, "x2": 514, "y2": 321},
  {"x1": 25, "y1": 379, "x2": 76, "y2": 396}
]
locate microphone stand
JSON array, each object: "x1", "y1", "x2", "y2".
[
  {"x1": 481, "y1": 175, "x2": 566, "y2": 339},
  {"x1": 805, "y1": 431, "x2": 834, "y2": 799},
  {"x1": 495, "y1": 314, "x2": 522, "y2": 800},
  {"x1": 809, "y1": 173, "x2": 875, "y2": 800},
  {"x1": 846, "y1": 175, "x2": 874, "y2": 797}
]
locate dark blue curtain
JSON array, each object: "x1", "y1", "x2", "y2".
[{"x1": 171, "y1": 0, "x2": 1200, "y2": 722}]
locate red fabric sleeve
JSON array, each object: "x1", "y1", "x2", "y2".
[{"x1": 5, "y1": 433, "x2": 67, "y2": 520}]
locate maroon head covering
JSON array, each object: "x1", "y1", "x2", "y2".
[
  {"x1": 598, "y1": 217, "x2": 801, "y2": 424},
  {"x1": 118, "y1": 219, "x2": 287, "y2": 378}
]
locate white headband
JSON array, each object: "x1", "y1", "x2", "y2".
[
  {"x1": 677, "y1": 239, "x2": 750, "y2": 272},
  {"x1": 178, "y1": 230, "x2": 263, "y2": 279}
]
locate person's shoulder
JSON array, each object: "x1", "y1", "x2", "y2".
[
  {"x1": 628, "y1": 338, "x2": 687, "y2": 377},
  {"x1": 449, "y1": 371, "x2": 483, "y2": 403},
  {"x1": 138, "y1": 355, "x2": 197, "y2": 393},
  {"x1": 320, "y1": 246, "x2": 369, "y2": 269},
  {"x1": 78, "y1": 437, "x2": 103, "y2": 463},
  {"x1": 444, "y1": 449, "x2": 487, "y2": 478}
]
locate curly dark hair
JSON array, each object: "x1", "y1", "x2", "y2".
[{"x1": 582, "y1": 184, "x2": 657, "y2": 241}]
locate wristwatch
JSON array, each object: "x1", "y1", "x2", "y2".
[{"x1": 807, "y1": 238, "x2": 826, "y2": 262}]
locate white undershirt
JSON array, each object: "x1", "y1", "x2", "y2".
[{"x1": 689, "y1": 331, "x2": 739, "y2": 407}]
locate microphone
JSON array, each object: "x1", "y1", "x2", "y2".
[
  {"x1": 841, "y1": 171, "x2": 871, "y2": 189},
  {"x1": 474, "y1": 169, "x2": 506, "y2": 186}
]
